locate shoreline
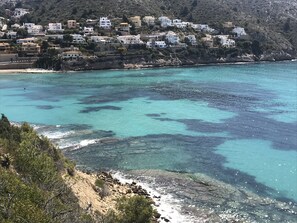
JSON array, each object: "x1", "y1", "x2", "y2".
[
  {"x1": 0, "y1": 58, "x2": 296, "y2": 74},
  {"x1": 0, "y1": 68, "x2": 59, "y2": 74},
  {"x1": 110, "y1": 169, "x2": 297, "y2": 223},
  {"x1": 65, "y1": 169, "x2": 204, "y2": 223},
  {"x1": 67, "y1": 57, "x2": 297, "y2": 72},
  {"x1": 121, "y1": 58, "x2": 296, "y2": 70},
  {"x1": 64, "y1": 169, "x2": 165, "y2": 222},
  {"x1": 111, "y1": 170, "x2": 196, "y2": 223},
  {"x1": 68, "y1": 168, "x2": 297, "y2": 223}
]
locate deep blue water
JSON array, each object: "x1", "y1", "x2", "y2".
[{"x1": 0, "y1": 62, "x2": 296, "y2": 222}]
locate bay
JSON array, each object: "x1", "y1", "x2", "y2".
[{"x1": 0, "y1": 61, "x2": 296, "y2": 222}]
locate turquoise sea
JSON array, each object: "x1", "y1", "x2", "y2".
[{"x1": 0, "y1": 61, "x2": 296, "y2": 222}]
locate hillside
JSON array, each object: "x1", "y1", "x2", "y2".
[
  {"x1": 0, "y1": 114, "x2": 93, "y2": 223},
  {"x1": 0, "y1": 115, "x2": 155, "y2": 223},
  {"x1": 10, "y1": 0, "x2": 297, "y2": 53}
]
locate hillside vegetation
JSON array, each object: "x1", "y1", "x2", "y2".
[
  {"x1": 0, "y1": 115, "x2": 154, "y2": 223},
  {"x1": 13, "y1": 0, "x2": 297, "y2": 52},
  {"x1": 0, "y1": 114, "x2": 96, "y2": 223}
]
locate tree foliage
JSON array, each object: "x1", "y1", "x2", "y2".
[
  {"x1": 0, "y1": 115, "x2": 96, "y2": 223},
  {"x1": 251, "y1": 40, "x2": 263, "y2": 57},
  {"x1": 0, "y1": 115, "x2": 154, "y2": 223},
  {"x1": 35, "y1": 50, "x2": 62, "y2": 71},
  {"x1": 116, "y1": 196, "x2": 153, "y2": 223}
]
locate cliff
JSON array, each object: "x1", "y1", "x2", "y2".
[{"x1": 61, "y1": 48, "x2": 295, "y2": 71}]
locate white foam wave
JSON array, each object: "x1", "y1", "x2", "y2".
[
  {"x1": 59, "y1": 139, "x2": 100, "y2": 150},
  {"x1": 112, "y1": 172, "x2": 195, "y2": 223},
  {"x1": 25, "y1": 68, "x2": 57, "y2": 73},
  {"x1": 31, "y1": 124, "x2": 101, "y2": 150},
  {"x1": 80, "y1": 139, "x2": 98, "y2": 147},
  {"x1": 41, "y1": 130, "x2": 75, "y2": 139}
]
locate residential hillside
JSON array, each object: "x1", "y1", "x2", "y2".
[{"x1": 8, "y1": 0, "x2": 297, "y2": 51}]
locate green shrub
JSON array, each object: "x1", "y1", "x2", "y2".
[
  {"x1": 0, "y1": 168, "x2": 50, "y2": 223},
  {"x1": 95, "y1": 178, "x2": 110, "y2": 198},
  {"x1": 95, "y1": 179, "x2": 105, "y2": 188},
  {"x1": 15, "y1": 130, "x2": 58, "y2": 187},
  {"x1": 116, "y1": 196, "x2": 153, "y2": 223}
]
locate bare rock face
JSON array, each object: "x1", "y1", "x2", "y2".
[{"x1": 260, "y1": 51, "x2": 294, "y2": 61}]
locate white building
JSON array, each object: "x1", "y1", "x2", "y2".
[
  {"x1": 23, "y1": 23, "x2": 35, "y2": 29},
  {"x1": 71, "y1": 34, "x2": 85, "y2": 44},
  {"x1": 191, "y1": 24, "x2": 200, "y2": 29},
  {"x1": 183, "y1": 22, "x2": 192, "y2": 27},
  {"x1": 13, "y1": 8, "x2": 29, "y2": 18},
  {"x1": 23, "y1": 23, "x2": 43, "y2": 35},
  {"x1": 16, "y1": 37, "x2": 37, "y2": 44},
  {"x1": 172, "y1": 19, "x2": 185, "y2": 28},
  {"x1": 172, "y1": 19, "x2": 182, "y2": 25},
  {"x1": 154, "y1": 41, "x2": 167, "y2": 48},
  {"x1": 6, "y1": 31, "x2": 17, "y2": 39},
  {"x1": 166, "y1": 31, "x2": 180, "y2": 44},
  {"x1": 11, "y1": 23, "x2": 21, "y2": 29},
  {"x1": 1, "y1": 24, "x2": 7, "y2": 31},
  {"x1": 99, "y1": 17, "x2": 112, "y2": 29},
  {"x1": 185, "y1": 35, "x2": 197, "y2": 45},
  {"x1": 232, "y1": 27, "x2": 247, "y2": 37},
  {"x1": 29, "y1": 25, "x2": 43, "y2": 35},
  {"x1": 48, "y1": 23, "x2": 64, "y2": 32},
  {"x1": 142, "y1": 16, "x2": 155, "y2": 26},
  {"x1": 140, "y1": 33, "x2": 166, "y2": 41},
  {"x1": 83, "y1": 27, "x2": 94, "y2": 35},
  {"x1": 199, "y1": 24, "x2": 209, "y2": 30},
  {"x1": 61, "y1": 50, "x2": 82, "y2": 59},
  {"x1": 223, "y1": 39, "x2": 236, "y2": 48},
  {"x1": 146, "y1": 40, "x2": 167, "y2": 48},
  {"x1": 217, "y1": 35, "x2": 236, "y2": 48},
  {"x1": 90, "y1": 36, "x2": 112, "y2": 43},
  {"x1": 117, "y1": 35, "x2": 144, "y2": 45},
  {"x1": 158, "y1": 16, "x2": 172, "y2": 28},
  {"x1": 196, "y1": 24, "x2": 215, "y2": 33}
]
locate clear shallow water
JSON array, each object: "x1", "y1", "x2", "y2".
[
  {"x1": 0, "y1": 62, "x2": 297, "y2": 222},
  {"x1": 215, "y1": 139, "x2": 297, "y2": 202}
]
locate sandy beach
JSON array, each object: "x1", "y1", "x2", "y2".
[{"x1": 0, "y1": 69, "x2": 57, "y2": 74}]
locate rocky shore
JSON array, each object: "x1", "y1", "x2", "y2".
[
  {"x1": 119, "y1": 170, "x2": 297, "y2": 223},
  {"x1": 1, "y1": 51, "x2": 295, "y2": 73},
  {"x1": 63, "y1": 169, "x2": 163, "y2": 222},
  {"x1": 65, "y1": 168, "x2": 297, "y2": 223},
  {"x1": 61, "y1": 52, "x2": 296, "y2": 72}
]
